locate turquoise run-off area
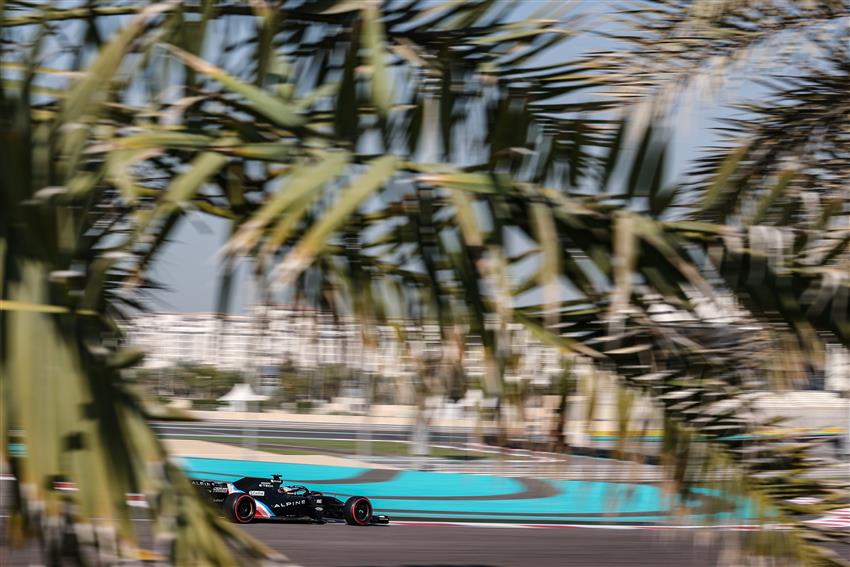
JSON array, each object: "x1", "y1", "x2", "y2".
[{"x1": 180, "y1": 457, "x2": 757, "y2": 524}]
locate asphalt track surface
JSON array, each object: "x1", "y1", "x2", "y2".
[
  {"x1": 0, "y1": 478, "x2": 732, "y2": 567},
  {"x1": 2, "y1": 480, "x2": 846, "y2": 566},
  {"x1": 0, "y1": 519, "x2": 728, "y2": 566},
  {"x1": 4, "y1": 423, "x2": 845, "y2": 564},
  {"x1": 242, "y1": 522, "x2": 726, "y2": 567}
]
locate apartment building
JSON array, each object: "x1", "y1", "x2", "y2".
[
  {"x1": 127, "y1": 306, "x2": 562, "y2": 384},
  {"x1": 126, "y1": 306, "x2": 848, "y2": 395}
]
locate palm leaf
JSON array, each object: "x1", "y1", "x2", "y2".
[{"x1": 274, "y1": 155, "x2": 398, "y2": 286}]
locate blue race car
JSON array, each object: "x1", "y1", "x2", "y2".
[{"x1": 191, "y1": 474, "x2": 389, "y2": 525}]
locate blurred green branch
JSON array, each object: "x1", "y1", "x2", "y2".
[{"x1": 1, "y1": 0, "x2": 848, "y2": 565}]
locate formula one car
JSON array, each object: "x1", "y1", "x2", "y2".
[{"x1": 191, "y1": 474, "x2": 389, "y2": 525}]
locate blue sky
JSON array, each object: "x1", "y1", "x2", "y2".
[{"x1": 145, "y1": 2, "x2": 767, "y2": 313}]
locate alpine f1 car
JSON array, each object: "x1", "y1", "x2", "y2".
[{"x1": 191, "y1": 474, "x2": 389, "y2": 525}]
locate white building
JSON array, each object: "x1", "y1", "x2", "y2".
[
  {"x1": 125, "y1": 307, "x2": 566, "y2": 389},
  {"x1": 126, "y1": 306, "x2": 849, "y2": 397}
]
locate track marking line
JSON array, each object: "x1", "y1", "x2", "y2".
[{"x1": 389, "y1": 520, "x2": 786, "y2": 531}]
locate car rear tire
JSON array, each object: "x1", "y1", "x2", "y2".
[
  {"x1": 224, "y1": 493, "x2": 256, "y2": 523},
  {"x1": 343, "y1": 496, "x2": 373, "y2": 526}
]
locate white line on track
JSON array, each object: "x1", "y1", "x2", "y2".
[
  {"x1": 0, "y1": 515, "x2": 775, "y2": 531},
  {"x1": 390, "y1": 521, "x2": 780, "y2": 531}
]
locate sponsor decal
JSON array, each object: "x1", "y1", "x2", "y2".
[
  {"x1": 212, "y1": 487, "x2": 228, "y2": 493},
  {"x1": 273, "y1": 500, "x2": 306, "y2": 508},
  {"x1": 249, "y1": 490, "x2": 264, "y2": 497},
  {"x1": 258, "y1": 482, "x2": 273, "y2": 488}
]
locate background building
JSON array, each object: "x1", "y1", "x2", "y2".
[{"x1": 126, "y1": 306, "x2": 566, "y2": 395}]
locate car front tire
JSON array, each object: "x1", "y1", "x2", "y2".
[
  {"x1": 224, "y1": 493, "x2": 256, "y2": 523},
  {"x1": 343, "y1": 496, "x2": 373, "y2": 526}
]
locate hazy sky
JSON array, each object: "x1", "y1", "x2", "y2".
[
  {"x1": 148, "y1": 214, "x2": 251, "y2": 313},
  {"x1": 146, "y1": 4, "x2": 764, "y2": 314}
]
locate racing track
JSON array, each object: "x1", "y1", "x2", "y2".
[
  {"x1": 180, "y1": 457, "x2": 749, "y2": 524},
  {"x1": 2, "y1": 477, "x2": 844, "y2": 566},
  {"x1": 0, "y1": 518, "x2": 727, "y2": 567},
  {"x1": 241, "y1": 522, "x2": 725, "y2": 567}
]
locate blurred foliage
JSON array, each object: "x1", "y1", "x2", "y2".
[
  {"x1": 1, "y1": 0, "x2": 849, "y2": 565},
  {"x1": 275, "y1": 364, "x2": 349, "y2": 404},
  {"x1": 132, "y1": 364, "x2": 245, "y2": 400}
]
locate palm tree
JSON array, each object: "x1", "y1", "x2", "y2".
[{"x1": 1, "y1": 1, "x2": 848, "y2": 564}]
